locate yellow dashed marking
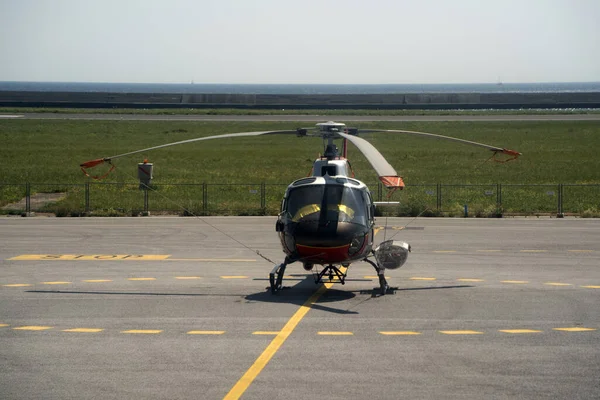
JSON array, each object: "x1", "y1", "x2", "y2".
[
  {"x1": 581, "y1": 285, "x2": 600, "y2": 289},
  {"x1": 122, "y1": 329, "x2": 162, "y2": 334},
  {"x1": 127, "y1": 277, "x2": 156, "y2": 281},
  {"x1": 318, "y1": 331, "x2": 354, "y2": 336},
  {"x1": 252, "y1": 331, "x2": 280, "y2": 335},
  {"x1": 175, "y1": 276, "x2": 202, "y2": 280},
  {"x1": 13, "y1": 326, "x2": 53, "y2": 331},
  {"x1": 544, "y1": 282, "x2": 572, "y2": 286},
  {"x1": 42, "y1": 281, "x2": 71, "y2": 285},
  {"x1": 0, "y1": 324, "x2": 9, "y2": 327},
  {"x1": 553, "y1": 327, "x2": 596, "y2": 332},
  {"x1": 63, "y1": 328, "x2": 104, "y2": 333},
  {"x1": 83, "y1": 279, "x2": 112, "y2": 283},
  {"x1": 440, "y1": 330, "x2": 484, "y2": 335},
  {"x1": 410, "y1": 277, "x2": 436, "y2": 281},
  {"x1": 3, "y1": 284, "x2": 31, "y2": 287},
  {"x1": 501, "y1": 280, "x2": 529, "y2": 284},
  {"x1": 220, "y1": 276, "x2": 249, "y2": 279},
  {"x1": 10, "y1": 254, "x2": 170, "y2": 260},
  {"x1": 499, "y1": 329, "x2": 542, "y2": 334},
  {"x1": 457, "y1": 278, "x2": 484, "y2": 282},
  {"x1": 380, "y1": 331, "x2": 421, "y2": 336},
  {"x1": 187, "y1": 330, "x2": 225, "y2": 335}
]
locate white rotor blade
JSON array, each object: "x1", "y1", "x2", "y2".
[
  {"x1": 364, "y1": 129, "x2": 506, "y2": 152},
  {"x1": 338, "y1": 132, "x2": 398, "y2": 177},
  {"x1": 80, "y1": 130, "x2": 297, "y2": 168}
]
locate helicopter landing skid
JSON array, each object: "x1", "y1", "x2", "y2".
[
  {"x1": 269, "y1": 261, "x2": 288, "y2": 294},
  {"x1": 313, "y1": 265, "x2": 346, "y2": 285},
  {"x1": 364, "y1": 258, "x2": 392, "y2": 296}
]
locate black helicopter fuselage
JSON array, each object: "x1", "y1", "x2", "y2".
[{"x1": 275, "y1": 174, "x2": 375, "y2": 267}]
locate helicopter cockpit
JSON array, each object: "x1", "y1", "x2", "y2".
[{"x1": 287, "y1": 184, "x2": 368, "y2": 225}]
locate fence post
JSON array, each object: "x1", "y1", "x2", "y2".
[
  {"x1": 85, "y1": 182, "x2": 90, "y2": 215},
  {"x1": 202, "y1": 183, "x2": 207, "y2": 215},
  {"x1": 378, "y1": 182, "x2": 382, "y2": 201},
  {"x1": 260, "y1": 183, "x2": 266, "y2": 213},
  {"x1": 557, "y1": 183, "x2": 564, "y2": 218},
  {"x1": 437, "y1": 183, "x2": 442, "y2": 211},
  {"x1": 497, "y1": 183, "x2": 502, "y2": 217},
  {"x1": 25, "y1": 183, "x2": 31, "y2": 215}
]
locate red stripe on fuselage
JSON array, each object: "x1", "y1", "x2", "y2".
[{"x1": 296, "y1": 244, "x2": 351, "y2": 264}]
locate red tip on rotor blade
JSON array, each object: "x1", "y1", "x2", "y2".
[
  {"x1": 80, "y1": 159, "x2": 106, "y2": 168},
  {"x1": 502, "y1": 149, "x2": 522, "y2": 157},
  {"x1": 379, "y1": 176, "x2": 405, "y2": 189}
]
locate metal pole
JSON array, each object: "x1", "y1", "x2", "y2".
[
  {"x1": 497, "y1": 183, "x2": 502, "y2": 217},
  {"x1": 202, "y1": 183, "x2": 207, "y2": 215},
  {"x1": 557, "y1": 183, "x2": 564, "y2": 218},
  {"x1": 85, "y1": 182, "x2": 90, "y2": 215},
  {"x1": 25, "y1": 183, "x2": 30, "y2": 215}
]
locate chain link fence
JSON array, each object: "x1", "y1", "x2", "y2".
[{"x1": 1, "y1": 182, "x2": 598, "y2": 217}]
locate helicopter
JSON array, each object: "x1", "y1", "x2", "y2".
[{"x1": 80, "y1": 121, "x2": 521, "y2": 295}]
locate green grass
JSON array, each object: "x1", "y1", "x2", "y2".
[
  {"x1": 2, "y1": 106, "x2": 600, "y2": 115},
  {"x1": 1, "y1": 119, "x2": 599, "y2": 216}
]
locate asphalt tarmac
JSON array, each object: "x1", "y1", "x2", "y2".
[{"x1": 1, "y1": 217, "x2": 599, "y2": 399}]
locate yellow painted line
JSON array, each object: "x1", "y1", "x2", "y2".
[
  {"x1": 544, "y1": 282, "x2": 572, "y2": 286},
  {"x1": 0, "y1": 324, "x2": 9, "y2": 327},
  {"x1": 220, "y1": 276, "x2": 249, "y2": 279},
  {"x1": 223, "y1": 269, "x2": 343, "y2": 400},
  {"x1": 42, "y1": 281, "x2": 71, "y2": 285},
  {"x1": 457, "y1": 278, "x2": 484, "y2": 282},
  {"x1": 168, "y1": 258, "x2": 256, "y2": 262},
  {"x1": 13, "y1": 326, "x2": 53, "y2": 331},
  {"x1": 380, "y1": 331, "x2": 421, "y2": 336},
  {"x1": 374, "y1": 227, "x2": 383, "y2": 236},
  {"x1": 501, "y1": 280, "x2": 529, "y2": 284},
  {"x1": 499, "y1": 329, "x2": 542, "y2": 334},
  {"x1": 553, "y1": 327, "x2": 596, "y2": 332},
  {"x1": 410, "y1": 277, "x2": 436, "y2": 281},
  {"x1": 581, "y1": 285, "x2": 600, "y2": 289},
  {"x1": 187, "y1": 330, "x2": 225, "y2": 335},
  {"x1": 9, "y1": 254, "x2": 170, "y2": 260},
  {"x1": 121, "y1": 329, "x2": 162, "y2": 334},
  {"x1": 439, "y1": 330, "x2": 484, "y2": 335},
  {"x1": 520, "y1": 250, "x2": 547, "y2": 253},
  {"x1": 434, "y1": 250, "x2": 457, "y2": 253},
  {"x1": 252, "y1": 331, "x2": 280, "y2": 335},
  {"x1": 83, "y1": 279, "x2": 112, "y2": 283},
  {"x1": 317, "y1": 331, "x2": 354, "y2": 336},
  {"x1": 175, "y1": 276, "x2": 202, "y2": 280},
  {"x1": 63, "y1": 328, "x2": 104, "y2": 333},
  {"x1": 127, "y1": 277, "x2": 156, "y2": 281},
  {"x1": 3, "y1": 283, "x2": 32, "y2": 287}
]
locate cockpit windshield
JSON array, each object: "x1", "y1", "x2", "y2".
[{"x1": 286, "y1": 185, "x2": 367, "y2": 225}]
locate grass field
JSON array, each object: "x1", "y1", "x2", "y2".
[{"x1": 1, "y1": 118, "x2": 599, "y2": 216}]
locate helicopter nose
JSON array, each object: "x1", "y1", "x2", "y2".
[{"x1": 293, "y1": 220, "x2": 366, "y2": 248}]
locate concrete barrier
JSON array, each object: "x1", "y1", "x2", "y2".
[{"x1": 1, "y1": 90, "x2": 599, "y2": 109}]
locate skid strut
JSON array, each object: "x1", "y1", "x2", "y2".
[
  {"x1": 364, "y1": 258, "x2": 390, "y2": 295},
  {"x1": 269, "y1": 260, "x2": 289, "y2": 294}
]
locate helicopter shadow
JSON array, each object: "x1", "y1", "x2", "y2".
[{"x1": 247, "y1": 275, "x2": 360, "y2": 315}]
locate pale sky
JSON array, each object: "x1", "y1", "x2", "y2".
[{"x1": 1, "y1": 0, "x2": 599, "y2": 84}]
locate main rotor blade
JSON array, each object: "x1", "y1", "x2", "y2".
[
  {"x1": 363, "y1": 129, "x2": 512, "y2": 153},
  {"x1": 338, "y1": 132, "x2": 404, "y2": 189},
  {"x1": 87, "y1": 130, "x2": 297, "y2": 163}
]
